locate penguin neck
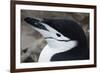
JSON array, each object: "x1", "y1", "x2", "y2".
[
  {"x1": 38, "y1": 45, "x2": 57, "y2": 62},
  {"x1": 38, "y1": 40, "x2": 77, "y2": 62}
]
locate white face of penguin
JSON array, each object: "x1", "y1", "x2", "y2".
[{"x1": 24, "y1": 17, "x2": 78, "y2": 52}]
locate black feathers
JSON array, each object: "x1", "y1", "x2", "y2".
[
  {"x1": 24, "y1": 17, "x2": 89, "y2": 61},
  {"x1": 43, "y1": 19, "x2": 89, "y2": 61}
]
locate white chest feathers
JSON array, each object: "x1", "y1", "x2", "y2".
[{"x1": 38, "y1": 40, "x2": 77, "y2": 62}]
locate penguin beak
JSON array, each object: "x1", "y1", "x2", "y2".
[{"x1": 24, "y1": 17, "x2": 49, "y2": 31}]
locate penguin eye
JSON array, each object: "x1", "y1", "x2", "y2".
[{"x1": 56, "y1": 33, "x2": 61, "y2": 37}]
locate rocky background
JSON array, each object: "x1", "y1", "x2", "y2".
[{"x1": 21, "y1": 10, "x2": 89, "y2": 63}]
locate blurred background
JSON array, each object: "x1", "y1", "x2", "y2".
[{"x1": 21, "y1": 10, "x2": 89, "y2": 63}]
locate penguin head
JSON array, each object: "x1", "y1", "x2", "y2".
[{"x1": 24, "y1": 17, "x2": 87, "y2": 52}]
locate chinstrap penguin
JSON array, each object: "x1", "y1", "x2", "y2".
[{"x1": 24, "y1": 17, "x2": 89, "y2": 62}]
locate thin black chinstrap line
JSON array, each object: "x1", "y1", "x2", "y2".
[{"x1": 45, "y1": 37, "x2": 71, "y2": 42}]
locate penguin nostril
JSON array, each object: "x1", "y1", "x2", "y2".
[{"x1": 56, "y1": 33, "x2": 61, "y2": 37}]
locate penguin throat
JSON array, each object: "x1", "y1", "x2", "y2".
[
  {"x1": 38, "y1": 40, "x2": 78, "y2": 62},
  {"x1": 38, "y1": 45, "x2": 56, "y2": 62},
  {"x1": 38, "y1": 44, "x2": 73, "y2": 62}
]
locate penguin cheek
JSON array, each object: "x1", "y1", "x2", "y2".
[
  {"x1": 65, "y1": 41, "x2": 78, "y2": 50},
  {"x1": 55, "y1": 41, "x2": 77, "y2": 51}
]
